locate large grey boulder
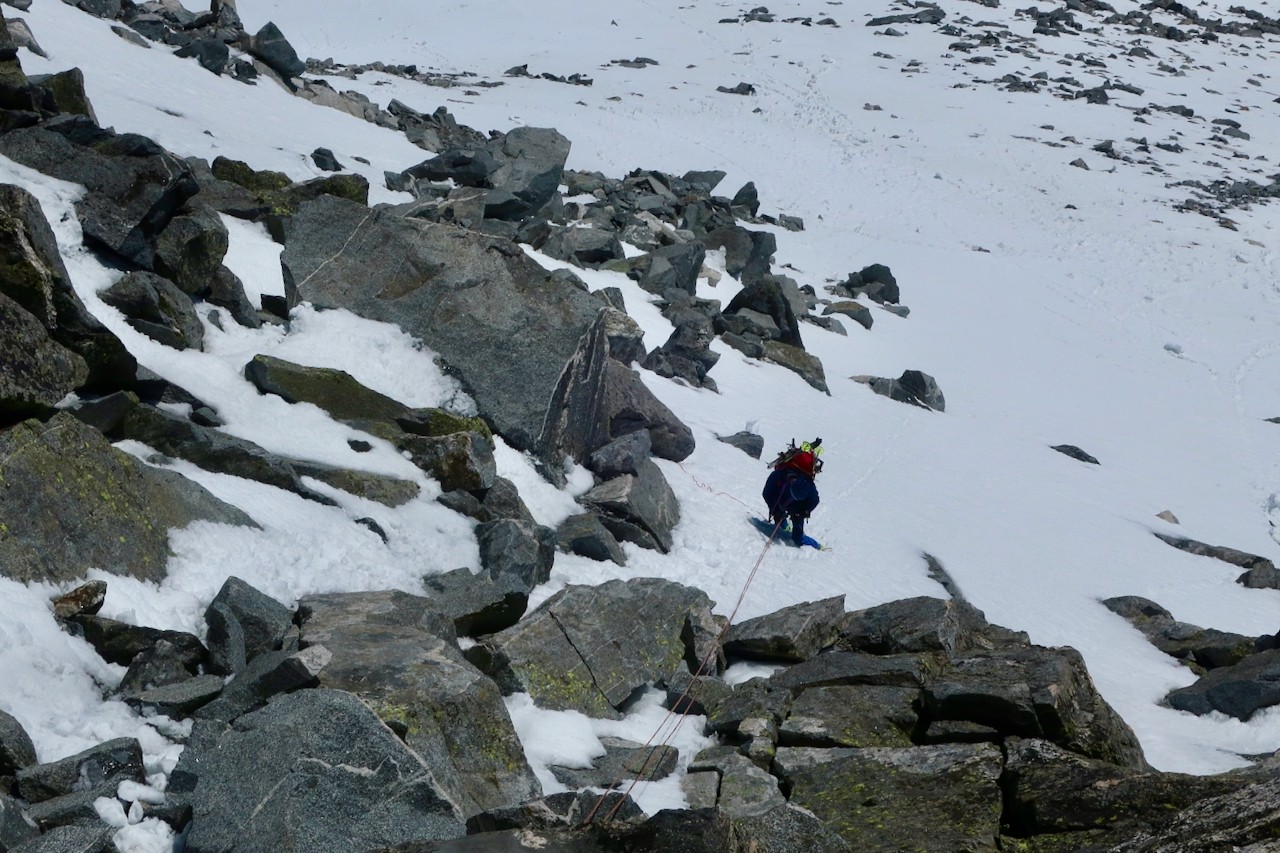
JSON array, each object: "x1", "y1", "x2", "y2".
[
  {"x1": 398, "y1": 430, "x2": 496, "y2": 492},
  {"x1": 729, "y1": 804, "x2": 853, "y2": 853},
  {"x1": 768, "y1": 651, "x2": 935, "y2": 692},
  {"x1": 467, "y1": 578, "x2": 716, "y2": 718},
  {"x1": 488, "y1": 127, "x2": 570, "y2": 214},
  {"x1": 687, "y1": 747, "x2": 786, "y2": 817},
  {"x1": 296, "y1": 591, "x2": 540, "y2": 818},
  {"x1": 541, "y1": 225, "x2": 624, "y2": 266},
  {"x1": 171, "y1": 689, "x2": 466, "y2": 853},
  {"x1": 706, "y1": 225, "x2": 775, "y2": 285},
  {"x1": 642, "y1": 314, "x2": 719, "y2": 390},
  {"x1": 476, "y1": 519, "x2": 554, "y2": 590},
  {"x1": 581, "y1": 457, "x2": 681, "y2": 553},
  {"x1": 1163, "y1": 648, "x2": 1280, "y2": 720},
  {"x1": 282, "y1": 195, "x2": 685, "y2": 468},
  {"x1": 99, "y1": 271, "x2": 204, "y2": 350},
  {"x1": 0, "y1": 182, "x2": 134, "y2": 393},
  {"x1": 925, "y1": 645, "x2": 1148, "y2": 768},
  {"x1": 776, "y1": 744, "x2": 1003, "y2": 852},
  {"x1": 0, "y1": 413, "x2": 252, "y2": 584},
  {"x1": 117, "y1": 637, "x2": 208, "y2": 697},
  {"x1": 0, "y1": 119, "x2": 198, "y2": 270},
  {"x1": 549, "y1": 737, "x2": 679, "y2": 789},
  {"x1": 724, "y1": 596, "x2": 847, "y2": 663},
  {"x1": 403, "y1": 127, "x2": 569, "y2": 219},
  {"x1": 554, "y1": 513, "x2": 626, "y2": 565}
]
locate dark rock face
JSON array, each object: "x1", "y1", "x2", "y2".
[
  {"x1": 296, "y1": 591, "x2": 540, "y2": 818},
  {"x1": 0, "y1": 413, "x2": 252, "y2": 584},
  {"x1": 538, "y1": 309, "x2": 695, "y2": 477},
  {"x1": 0, "y1": 291, "x2": 87, "y2": 421},
  {"x1": 725, "y1": 278, "x2": 803, "y2": 348},
  {"x1": 100, "y1": 271, "x2": 204, "y2": 350},
  {"x1": 1163, "y1": 648, "x2": 1280, "y2": 720},
  {"x1": 0, "y1": 709, "x2": 37, "y2": 778},
  {"x1": 172, "y1": 689, "x2": 466, "y2": 853},
  {"x1": 0, "y1": 120, "x2": 198, "y2": 270},
  {"x1": 152, "y1": 207, "x2": 229, "y2": 296},
  {"x1": 244, "y1": 22, "x2": 305, "y2": 79},
  {"x1": 0, "y1": 182, "x2": 134, "y2": 396},
  {"x1": 468, "y1": 577, "x2": 715, "y2": 718}
]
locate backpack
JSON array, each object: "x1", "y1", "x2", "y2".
[{"x1": 769, "y1": 438, "x2": 824, "y2": 477}]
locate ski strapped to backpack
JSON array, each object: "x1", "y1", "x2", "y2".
[{"x1": 768, "y1": 437, "x2": 824, "y2": 475}]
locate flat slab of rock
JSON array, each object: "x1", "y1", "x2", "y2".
[
  {"x1": 779, "y1": 685, "x2": 918, "y2": 748},
  {"x1": 725, "y1": 595, "x2": 846, "y2": 663},
  {"x1": 468, "y1": 578, "x2": 714, "y2": 718},
  {"x1": 171, "y1": 689, "x2": 466, "y2": 853},
  {"x1": 777, "y1": 744, "x2": 1003, "y2": 852}
]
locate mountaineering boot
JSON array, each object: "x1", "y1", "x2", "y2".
[{"x1": 790, "y1": 514, "x2": 805, "y2": 546}]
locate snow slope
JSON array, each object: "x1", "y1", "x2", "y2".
[{"x1": 4, "y1": 2, "x2": 1280, "y2": 847}]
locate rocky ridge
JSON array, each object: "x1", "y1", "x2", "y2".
[{"x1": 1, "y1": 2, "x2": 1279, "y2": 852}]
